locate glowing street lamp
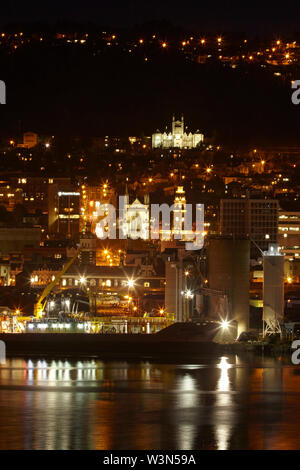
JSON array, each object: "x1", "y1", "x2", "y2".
[
  {"x1": 220, "y1": 320, "x2": 230, "y2": 330},
  {"x1": 182, "y1": 289, "x2": 194, "y2": 299},
  {"x1": 218, "y1": 317, "x2": 233, "y2": 330}
]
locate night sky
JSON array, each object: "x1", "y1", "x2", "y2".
[
  {"x1": 2, "y1": 0, "x2": 300, "y2": 33},
  {"x1": 1, "y1": 1, "x2": 300, "y2": 145}
]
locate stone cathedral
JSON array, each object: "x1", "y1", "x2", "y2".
[{"x1": 152, "y1": 115, "x2": 204, "y2": 149}]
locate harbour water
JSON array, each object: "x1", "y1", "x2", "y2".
[{"x1": 0, "y1": 354, "x2": 299, "y2": 450}]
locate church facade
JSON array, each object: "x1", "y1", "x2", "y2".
[{"x1": 152, "y1": 116, "x2": 204, "y2": 149}]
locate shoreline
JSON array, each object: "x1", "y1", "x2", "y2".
[{"x1": 0, "y1": 333, "x2": 294, "y2": 359}]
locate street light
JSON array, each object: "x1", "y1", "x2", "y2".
[
  {"x1": 220, "y1": 320, "x2": 230, "y2": 330},
  {"x1": 186, "y1": 289, "x2": 194, "y2": 299}
]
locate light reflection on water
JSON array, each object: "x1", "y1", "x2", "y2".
[{"x1": 0, "y1": 355, "x2": 300, "y2": 450}]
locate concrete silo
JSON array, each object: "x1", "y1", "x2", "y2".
[
  {"x1": 208, "y1": 236, "x2": 250, "y2": 337},
  {"x1": 263, "y1": 244, "x2": 284, "y2": 334}
]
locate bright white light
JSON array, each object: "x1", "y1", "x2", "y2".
[
  {"x1": 127, "y1": 279, "x2": 135, "y2": 288},
  {"x1": 79, "y1": 276, "x2": 86, "y2": 284},
  {"x1": 186, "y1": 289, "x2": 194, "y2": 299},
  {"x1": 221, "y1": 320, "x2": 230, "y2": 329}
]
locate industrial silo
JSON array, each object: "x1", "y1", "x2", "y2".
[
  {"x1": 208, "y1": 236, "x2": 250, "y2": 337},
  {"x1": 263, "y1": 244, "x2": 284, "y2": 334}
]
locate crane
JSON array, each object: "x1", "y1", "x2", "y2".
[{"x1": 33, "y1": 250, "x2": 80, "y2": 318}]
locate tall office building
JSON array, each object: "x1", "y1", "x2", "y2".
[
  {"x1": 220, "y1": 199, "x2": 279, "y2": 256},
  {"x1": 278, "y1": 211, "x2": 300, "y2": 259},
  {"x1": 48, "y1": 185, "x2": 80, "y2": 237}
]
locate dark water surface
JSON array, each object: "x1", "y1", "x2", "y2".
[{"x1": 0, "y1": 354, "x2": 299, "y2": 450}]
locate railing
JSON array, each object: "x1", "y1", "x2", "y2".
[{"x1": 1, "y1": 314, "x2": 175, "y2": 334}]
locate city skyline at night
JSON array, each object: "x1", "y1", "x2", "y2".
[{"x1": 0, "y1": 0, "x2": 300, "y2": 457}]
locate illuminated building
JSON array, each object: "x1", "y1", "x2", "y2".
[
  {"x1": 278, "y1": 211, "x2": 300, "y2": 284},
  {"x1": 60, "y1": 265, "x2": 165, "y2": 313},
  {"x1": 124, "y1": 196, "x2": 149, "y2": 240},
  {"x1": 17, "y1": 131, "x2": 38, "y2": 149},
  {"x1": 0, "y1": 181, "x2": 22, "y2": 211},
  {"x1": 29, "y1": 267, "x2": 61, "y2": 287},
  {"x1": 152, "y1": 115, "x2": 204, "y2": 149},
  {"x1": 10, "y1": 176, "x2": 72, "y2": 214},
  {"x1": 80, "y1": 183, "x2": 116, "y2": 232},
  {"x1": 48, "y1": 185, "x2": 80, "y2": 237},
  {"x1": 93, "y1": 193, "x2": 150, "y2": 241},
  {"x1": 79, "y1": 222, "x2": 97, "y2": 265},
  {"x1": 160, "y1": 186, "x2": 200, "y2": 248},
  {"x1": 278, "y1": 211, "x2": 300, "y2": 259},
  {"x1": 173, "y1": 186, "x2": 186, "y2": 238},
  {"x1": 0, "y1": 259, "x2": 10, "y2": 286}
]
